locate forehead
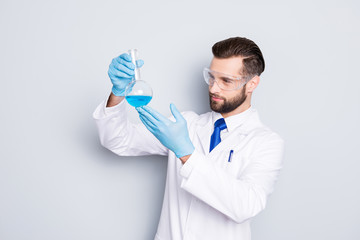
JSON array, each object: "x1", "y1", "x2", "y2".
[{"x1": 209, "y1": 57, "x2": 244, "y2": 76}]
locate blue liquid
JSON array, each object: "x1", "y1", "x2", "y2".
[{"x1": 126, "y1": 95, "x2": 152, "y2": 107}]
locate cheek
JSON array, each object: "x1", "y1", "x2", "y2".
[
  {"x1": 224, "y1": 91, "x2": 239, "y2": 100},
  {"x1": 224, "y1": 89, "x2": 245, "y2": 101}
]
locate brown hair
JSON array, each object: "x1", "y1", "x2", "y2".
[{"x1": 212, "y1": 37, "x2": 265, "y2": 77}]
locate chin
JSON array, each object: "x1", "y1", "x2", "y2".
[{"x1": 210, "y1": 102, "x2": 222, "y2": 112}]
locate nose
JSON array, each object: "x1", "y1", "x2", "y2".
[{"x1": 209, "y1": 80, "x2": 221, "y2": 93}]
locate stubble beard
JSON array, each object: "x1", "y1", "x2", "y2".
[{"x1": 209, "y1": 87, "x2": 247, "y2": 114}]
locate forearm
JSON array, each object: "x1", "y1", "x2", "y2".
[
  {"x1": 181, "y1": 153, "x2": 267, "y2": 223},
  {"x1": 180, "y1": 154, "x2": 191, "y2": 164},
  {"x1": 94, "y1": 98, "x2": 132, "y2": 151},
  {"x1": 93, "y1": 98, "x2": 168, "y2": 156},
  {"x1": 106, "y1": 92, "x2": 124, "y2": 107},
  {"x1": 180, "y1": 137, "x2": 284, "y2": 223}
]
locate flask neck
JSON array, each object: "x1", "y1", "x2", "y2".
[{"x1": 128, "y1": 49, "x2": 141, "y2": 80}]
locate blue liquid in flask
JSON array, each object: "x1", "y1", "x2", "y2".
[{"x1": 126, "y1": 95, "x2": 152, "y2": 107}]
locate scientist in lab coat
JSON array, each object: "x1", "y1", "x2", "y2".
[{"x1": 93, "y1": 37, "x2": 284, "y2": 240}]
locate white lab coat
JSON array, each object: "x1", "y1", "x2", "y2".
[{"x1": 93, "y1": 99, "x2": 284, "y2": 240}]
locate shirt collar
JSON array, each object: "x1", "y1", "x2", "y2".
[{"x1": 211, "y1": 106, "x2": 254, "y2": 133}]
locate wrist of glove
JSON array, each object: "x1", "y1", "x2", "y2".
[
  {"x1": 112, "y1": 85, "x2": 129, "y2": 96},
  {"x1": 136, "y1": 104, "x2": 195, "y2": 158}
]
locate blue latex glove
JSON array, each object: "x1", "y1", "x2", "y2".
[
  {"x1": 108, "y1": 53, "x2": 144, "y2": 96},
  {"x1": 136, "y1": 104, "x2": 195, "y2": 158}
]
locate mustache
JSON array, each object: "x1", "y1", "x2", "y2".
[{"x1": 209, "y1": 93, "x2": 225, "y2": 100}]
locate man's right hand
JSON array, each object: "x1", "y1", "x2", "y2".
[{"x1": 108, "y1": 53, "x2": 144, "y2": 96}]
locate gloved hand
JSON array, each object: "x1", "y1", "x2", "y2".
[
  {"x1": 108, "y1": 53, "x2": 144, "y2": 96},
  {"x1": 136, "y1": 104, "x2": 195, "y2": 158}
]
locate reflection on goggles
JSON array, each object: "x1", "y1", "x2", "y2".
[{"x1": 203, "y1": 67, "x2": 250, "y2": 91}]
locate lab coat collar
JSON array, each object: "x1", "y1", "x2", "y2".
[
  {"x1": 195, "y1": 107, "x2": 262, "y2": 155},
  {"x1": 212, "y1": 106, "x2": 254, "y2": 133}
]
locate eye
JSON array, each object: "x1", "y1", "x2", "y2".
[{"x1": 221, "y1": 77, "x2": 234, "y2": 84}]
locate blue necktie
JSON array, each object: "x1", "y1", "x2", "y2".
[{"x1": 209, "y1": 118, "x2": 227, "y2": 152}]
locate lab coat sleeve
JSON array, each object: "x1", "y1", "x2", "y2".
[
  {"x1": 93, "y1": 99, "x2": 168, "y2": 156},
  {"x1": 180, "y1": 133, "x2": 284, "y2": 224}
]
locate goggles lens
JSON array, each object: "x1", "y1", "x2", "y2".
[{"x1": 203, "y1": 67, "x2": 250, "y2": 91}]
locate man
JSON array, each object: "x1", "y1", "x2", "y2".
[{"x1": 93, "y1": 37, "x2": 284, "y2": 240}]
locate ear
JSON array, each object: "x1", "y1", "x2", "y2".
[{"x1": 246, "y1": 76, "x2": 260, "y2": 93}]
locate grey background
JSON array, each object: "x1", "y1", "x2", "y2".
[{"x1": 0, "y1": 0, "x2": 359, "y2": 239}]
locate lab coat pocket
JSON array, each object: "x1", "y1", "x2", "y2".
[{"x1": 223, "y1": 149, "x2": 249, "y2": 178}]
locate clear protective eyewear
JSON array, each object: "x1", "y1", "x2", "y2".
[{"x1": 203, "y1": 67, "x2": 251, "y2": 91}]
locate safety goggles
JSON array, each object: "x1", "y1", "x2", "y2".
[{"x1": 203, "y1": 67, "x2": 251, "y2": 91}]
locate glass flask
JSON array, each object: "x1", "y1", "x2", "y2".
[{"x1": 125, "y1": 49, "x2": 153, "y2": 107}]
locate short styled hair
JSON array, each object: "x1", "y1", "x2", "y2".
[{"x1": 212, "y1": 37, "x2": 265, "y2": 77}]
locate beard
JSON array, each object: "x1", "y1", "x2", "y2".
[{"x1": 209, "y1": 87, "x2": 247, "y2": 114}]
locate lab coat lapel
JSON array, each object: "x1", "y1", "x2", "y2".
[
  {"x1": 207, "y1": 126, "x2": 243, "y2": 157},
  {"x1": 195, "y1": 116, "x2": 248, "y2": 156},
  {"x1": 194, "y1": 109, "x2": 262, "y2": 156},
  {"x1": 207, "y1": 109, "x2": 261, "y2": 156},
  {"x1": 195, "y1": 118, "x2": 213, "y2": 155}
]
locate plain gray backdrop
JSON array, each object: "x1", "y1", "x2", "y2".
[{"x1": 1, "y1": 0, "x2": 359, "y2": 239}]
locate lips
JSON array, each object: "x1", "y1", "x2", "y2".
[
  {"x1": 210, "y1": 94, "x2": 224, "y2": 102},
  {"x1": 212, "y1": 97, "x2": 223, "y2": 101}
]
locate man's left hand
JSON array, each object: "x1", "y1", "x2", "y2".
[{"x1": 136, "y1": 103, "x2": 195, "y2": 159}]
